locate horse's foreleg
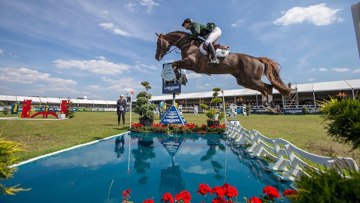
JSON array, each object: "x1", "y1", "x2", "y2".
[
  {"x1": 171, "y1": 58, "x2": 192, "y2": 70},
  {"x1": 171, "y1": 58, "x2": 193, "y2": 85}
]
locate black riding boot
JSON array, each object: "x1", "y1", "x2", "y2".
[{"x1": 207, "y1": 43, "x2": 220, "y2": 64}]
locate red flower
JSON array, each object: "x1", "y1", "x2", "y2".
[
  {"x1": 263, "y1": 186, "x2": 280, "y2": 200},
  {"x1": 247, "y1": 196, "x2": 262, "y2": 203},
  {"x1": 212, "y1": 197, "x2": 227, "y2": 203},
  {"x1": 175, "y1": 190, "x2": 191, "y2": 203},
  {"x1": 283, "y1": 189, "x2": 298, "y2": 197},
  {"x1": 122, "y1": 189, "x2": 131, "y2": 200},
  {"x1": 132, "y1": 123, "x2": 143, "y2": 128},
  {"x1": 161, "y1": 192, "x2": 174, "y2": 203},
  {"x1": 143, "y1": 198, "x2": 154, "y2": 203},
  {"x1": 197, "y1": 183, "x2": 212, "y2": 196},
  {"x1": 211, "y1": 186, "x2": 226, "y2": 197},
  {"x1": 221, "y1": 183, "x2": 238, "y2": 198}
]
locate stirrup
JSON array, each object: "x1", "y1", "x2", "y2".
[{"x1": 208, "y1": 59, "x2": 220, "y2": 64}]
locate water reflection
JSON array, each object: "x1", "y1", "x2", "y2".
[
  {"x1": 201, "y1": 135, "x2": 225, "y2": 180},
  {"x1": 2, "y1": 133, "x2": 292, "y2": 203},
  {"x1": 114, "y1": 135, "x2": 125, "y2": 158},
  {"x1": 131, "y1": 133, "x2": 156, "y2": 184},
  {"x1": 126, "y1": 133, "x2": 291, "y2": 192},
  {"x1": 227, "y1": 143, "x2": 291, "y2": 191},
  {"x1": 159, "y1": 136, "x2": 185, "y2": 194}
]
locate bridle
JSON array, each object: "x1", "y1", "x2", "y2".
[{"x1": 157, "y1": 34, "x2": 187, "y2": 58}]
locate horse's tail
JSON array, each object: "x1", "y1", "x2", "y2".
[{"x1": 258, "y1": 57, "x2": 291, "y2": 96}]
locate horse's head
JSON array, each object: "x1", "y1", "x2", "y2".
[{"x1": 155, "y1": 33, "x2": 171, "y2": 61}]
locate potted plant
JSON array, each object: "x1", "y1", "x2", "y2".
[
  {"x1": 201, "y1": 88, "x2": 224, "y2": 127},
  {"x1": 134, "y1": 81, "x2": 156, "y2": 126}
]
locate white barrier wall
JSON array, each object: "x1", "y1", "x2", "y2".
[{"x1": 225, "y1": 121, "x2": 359, "y2": 182}]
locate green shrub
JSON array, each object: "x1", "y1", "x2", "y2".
[
  {"x1": 201, "y1": 88, "x2": 223, "y2": 122},
  {"x1": 2, "y1": 107, "x2": 9, "y2": 115},
  {"x1": 134, "y1": 82, "x2": 156, "y2": 120},
  {"x1": 294, "y1": 167, "x2": 360, "y2": 202},
  {"x1": 320, "y1": 98, "x2": 360, "y2": 149},
  {"x1": 0, "y1": 138, "x2": 29, "y2": 195}
]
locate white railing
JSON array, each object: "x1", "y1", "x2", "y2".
[{"x1": 224, "y1": 121, "x2": 359, "y2": 182}]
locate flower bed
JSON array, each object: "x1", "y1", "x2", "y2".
[
  {"x1": 131, "y1": 123, "x2": 226, "y2": 134},
  {"x1": 121, "y1": 183, "x2": 298, "y2": 203}
]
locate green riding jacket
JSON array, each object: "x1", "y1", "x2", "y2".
[{"x1": 190, "y1": 22, "x2": 216, "y2": 39}]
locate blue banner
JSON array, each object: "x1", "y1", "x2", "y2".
[{"x1": 162, "y1": 79, "x2": 181, "y2": 94}]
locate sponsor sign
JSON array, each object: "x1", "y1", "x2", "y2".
[
  {"x1": 160, "y1": 105, "x2": 186, "y2": 125},
  {"x1": 162, "y1": 63, "x2": 181, "y2": 94},
  {"x1": 283, "y1": 108, "x2": 305, "y2": 115}
]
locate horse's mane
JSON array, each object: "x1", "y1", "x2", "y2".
[
  {"x1": 164, "y1": 30, "x2": 202, "y2": 44},
  {"x1": 166, "y1": 30, "x2": 188, "y2": 35}
]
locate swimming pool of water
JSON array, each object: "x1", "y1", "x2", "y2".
[{"x1": 3, "y1": 132, "x2": 291, "y2": 202}]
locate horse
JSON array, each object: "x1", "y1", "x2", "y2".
[{"x1": 155, "y1": 31, "x2": 292, "y2": 104}]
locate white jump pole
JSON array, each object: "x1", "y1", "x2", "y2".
[
  {"x1": 221, "y1": 90, "x2": 227, "y2": 126},
  {"x1": 129, "y1": 90, "x2": 134, "y2": 129}
]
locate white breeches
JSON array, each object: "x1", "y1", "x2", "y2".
[{"x1": 205, "y1": 27, "x2": 222, "y2": 45}]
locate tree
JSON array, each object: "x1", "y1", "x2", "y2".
[
  {"x1": 320, "y1": 98, "x2": 360, "y2": 149},
  {"x1": 290, "y1": 98, "x2": 360, "y2": 202},
  {"x1": 134, "y1": 82, "x2": 156, "y2": 121}
]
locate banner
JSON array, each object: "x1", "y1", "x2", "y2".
[
  {"x1": 160, "y1": 105, "x2": 186, "y2": 125},
  {"x1": 282, "y1": 108, "x2": 305, "y2": 115},
  {"x1": 162, "y1": 63, "x2": 181, "y2": 94}
]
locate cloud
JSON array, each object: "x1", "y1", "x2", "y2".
[
  {"x1": 331, "y1": 68, "x2": 349, "y2": 72},
  {"x1": 184, "y1": 165, "x2": 212, "y2": 175},
  {"x1": 54, "y1": 58, "x2": 130, "y2": 75},
  {"x1": 308, "y1": 67, "x2": 350, "y2": 73},
  {"x1": 196, "y1": 83, "x2": 212, "y2": 90},
  {"x1": 133, "y1": 62, "x2": 158, "y2": 73},
  {"x1": 0, "y1": 67, "x2": 79, "y2": 96},
  {"x1": 101, "y1": 77, "x2": 142, "y2": 93},
  {"x1": 353, "y1": 69, "x2": 360, "y2": 73},
  {"x1": 187, "y1": 72, "x2": 202, "y2": 79},
  {"x1": 0, "y1": 67, "x2": 77, "y2": 85},
  {"x1": 308, "y1": 78, "x2": 315, "y2": 82},
  {"x1": 0, "y1": 49, "x2": 4, "y2": 55},
  {"x1": 231, "y1": 19, "x2": 245, "y2": 28},
  {"x1": 274, "y1": 3, "x2": 342, "y2": 26},
  {"x1": 99, "y1": 23, "x2": 130, "y2": 37},
  {"x1": 125, "y1": 0, "x2": 159, "y2": 13}
]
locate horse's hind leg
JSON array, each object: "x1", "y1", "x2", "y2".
[{"x1": 234, "y1": 76, "x2": 273, "y2": 106}]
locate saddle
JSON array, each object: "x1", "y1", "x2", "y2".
[{"x1": 199, "y1": 42, "x2": 230, "y2": 58}]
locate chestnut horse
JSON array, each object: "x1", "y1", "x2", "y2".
[{"x1": 155, "y1": 31, "x2": 291, "y2": 101}]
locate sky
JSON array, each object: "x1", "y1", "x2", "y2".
[{"x1": 0, "y1": 0, "x2": 359, "y2": 100}]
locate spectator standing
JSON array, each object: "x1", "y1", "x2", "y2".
[
  {"x1": 117, "y1": 95, "x2": 127, "y2": 126},
  {"x1": 194, "y1": 105, "x2": 198, "y2": 115}
]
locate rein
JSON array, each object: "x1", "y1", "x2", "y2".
[{"x1": 158, "y1": 34, "x2": 187, "y2": 57}]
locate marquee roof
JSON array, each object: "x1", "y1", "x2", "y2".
[
  {"x1": 1, "y1": 79, "x2": 359, "y2": 104},
  {"x1": 151, "y1": 79, "x2": 360, "y2": 101}
]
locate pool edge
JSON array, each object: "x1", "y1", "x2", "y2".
[{"x1": 10, "y1": 131, "x2": 130, "y2": 168}]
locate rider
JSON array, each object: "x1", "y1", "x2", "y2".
[{"x1": 182, "y1": 18, "x2": 221, "y2": 64}]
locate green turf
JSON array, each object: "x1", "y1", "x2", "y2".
[{"x1": 0, "y1": 112, "x2": 359, "y2": 164}]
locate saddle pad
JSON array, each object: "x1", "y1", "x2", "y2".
[{"x1": 199, "y1": 42, "x2": 230, "y2": 57}]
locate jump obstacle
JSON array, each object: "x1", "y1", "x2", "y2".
[{"x1": 20, "y1": 99, "x2": 70, "y2": 119}]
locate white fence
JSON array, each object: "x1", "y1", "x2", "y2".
[{"x1": 225, "y1": 121, "x2": 359, "y2": 182}]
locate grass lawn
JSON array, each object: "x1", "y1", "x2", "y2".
[{"x1": 0, "y1": 112, "x2": 359, "y2": 164}]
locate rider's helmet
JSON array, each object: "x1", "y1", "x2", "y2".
[{"x1": 182, "y1": 18, "x2": 193, "y2": 26}]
